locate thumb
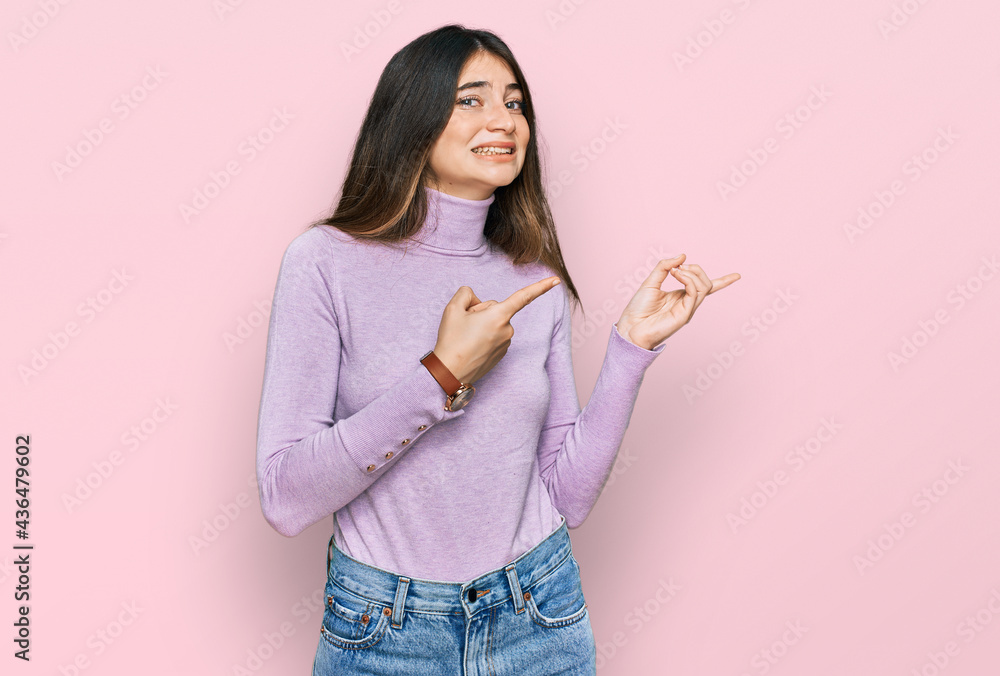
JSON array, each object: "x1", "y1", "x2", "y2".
[
  {"x1": 641, "y1": 256, "x2": 684, "y2": 290},
  {"x1": 448, "y1": 285, "x2": 482, "y2": 312}
]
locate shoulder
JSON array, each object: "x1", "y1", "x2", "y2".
[
  {"x1": 282, "y1": 225, "x2": 331, "y2": 262},
  {"x1": 288, "y1": 224, "x2": 393, "y2": 261},
  {"x1": 282, "y1": 225, "x2": 370, "y2": 271},
  {"x1": 274, "y1": 227, "x2": 348, "y2": 299}
]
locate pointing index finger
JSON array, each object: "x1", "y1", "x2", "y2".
[{"x1": 497, "y1": 276, "x2": 561, "y2": 319}]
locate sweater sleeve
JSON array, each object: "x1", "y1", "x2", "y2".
[
  {"x1": 536, "y1": 282, "x2": 665, "y2": 529},
  {"x1": 255, "y1": 229, "x2": 465, "y2": 537}
]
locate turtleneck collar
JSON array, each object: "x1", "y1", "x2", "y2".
[{"x1": 409, "y1": 185, "x2": 495, "y2": 255}]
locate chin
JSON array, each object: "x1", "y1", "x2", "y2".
[{"x1": 480, "y1": 168, "x2": 522, "y2": 185}]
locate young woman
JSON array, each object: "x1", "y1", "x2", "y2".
[{"x1": 255, "y1": 24, "x2": 739, "y2": 675}]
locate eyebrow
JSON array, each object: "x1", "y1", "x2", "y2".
[{"x1": 456, "y1": 80, "x2": 522, "y2": 94}]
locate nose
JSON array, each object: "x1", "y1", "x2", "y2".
[{"x1": 485, "y1": 103, "x2": 517, "y2": 134}]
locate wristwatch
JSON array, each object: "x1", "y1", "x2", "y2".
[{"x1": 420, "y1": 350, "x2": 475, "y2": 411}]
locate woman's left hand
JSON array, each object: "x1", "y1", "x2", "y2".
[{"x1": 616, "y1": 254, "x2": 741, "y2": 351}]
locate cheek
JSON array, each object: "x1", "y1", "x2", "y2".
[
  {"x1": 434, "y1": 121, "x2": 467, "y2": 156},
  {"x1": 431, "y1": 135, "x2": 468, "y2": 169}
]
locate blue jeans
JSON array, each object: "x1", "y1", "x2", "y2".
[{"x1": 312, "y1": 515, "x2": 597, "y2": 675}]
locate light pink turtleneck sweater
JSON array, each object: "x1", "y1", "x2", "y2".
[{"x1": 255, "y1": 187, "x2": 664, "y2": 582}]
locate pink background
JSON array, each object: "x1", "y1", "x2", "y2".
[{"x1": 4, "y1": 0, "x2": 999, "y2": 673}]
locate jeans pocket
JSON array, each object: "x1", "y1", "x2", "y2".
[
  {"x1": 523, "y1": 553, "x2": 589, "y2": 629},
  {"x1": 319, "y1": 582, "x2": 391, "y2": 650}
]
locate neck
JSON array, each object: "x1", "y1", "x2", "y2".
[{"x1": 409, "y1": 185, "x2": 494, "y2": 253}]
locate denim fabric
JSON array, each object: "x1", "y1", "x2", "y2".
[{"x1": 312, "y1": 515, "x2": 597, "y2": 675}]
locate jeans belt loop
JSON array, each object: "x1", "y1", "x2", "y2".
[
  {"x1": 505, "y1": 564, "x2": 525, "y2": 614},
  {"x1": 391, "y1": 577, "x2": 410, "y2": 629}
]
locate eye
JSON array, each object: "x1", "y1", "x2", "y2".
[{"x1": 455, "y1": 96, "x2": 527, "y2": 114}]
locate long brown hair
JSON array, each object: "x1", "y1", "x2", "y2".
[{"x1": 307, "y1": 24, "x2": 582, "y2": 315}]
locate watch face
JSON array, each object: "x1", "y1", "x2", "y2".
[{"x1": 450, "y1": 386, "x2": 475, "y2": 411}]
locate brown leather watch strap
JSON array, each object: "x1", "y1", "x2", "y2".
[{"x1": 420, "y1": 350, "x2": 463, "y2": 395}]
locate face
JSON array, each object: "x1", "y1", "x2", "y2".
[{"x1": 426, "y1": 51, "x2": 530, "y2": 201}]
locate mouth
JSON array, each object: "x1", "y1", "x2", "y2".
[{"x1": 471, "y1": 143, "x2": 516, "y2": 159}]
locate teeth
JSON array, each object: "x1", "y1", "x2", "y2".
[{"x1": 472, "y1": 147, "x2": 513, "y2": 155}]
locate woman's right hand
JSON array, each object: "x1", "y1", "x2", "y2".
[{"x1": 432, "y1": 275, "x2": 562, "y2": 384}]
